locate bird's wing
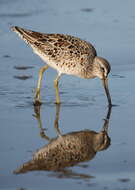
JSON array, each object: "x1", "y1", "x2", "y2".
[{"x1": 11, "y1": 26, "x2": 97, "y2": 64}]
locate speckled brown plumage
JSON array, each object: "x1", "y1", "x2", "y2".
[
  {"x1": 11, "y1": 26, "x2": 97, "y2": 77},
  {"x1": 14, "y1": 130, "x2": 110, "y2": 174},
  {"x1": 13, "y1": 105, "x2": 111, "y2": 174},
  {"x1": 11, "y1": 26, "x2": 112, "y2": 106}
]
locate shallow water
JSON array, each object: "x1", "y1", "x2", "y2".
[{"x1": 1, "y1": 0, "x2": 135, "y2": 189}]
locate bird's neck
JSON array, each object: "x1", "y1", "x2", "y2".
[{"x1": 85, "y1": 63, "x2": 97, "y2": 79}]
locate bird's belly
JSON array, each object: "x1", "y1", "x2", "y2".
[
  {"x1": 35, "y1": 52, "x2": 95, "y2": 79},
  {"x1": 49, "y1": 61, "x2": 95, "y2": 79}
]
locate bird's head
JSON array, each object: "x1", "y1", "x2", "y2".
[
  {"x1": 93, "y1": 56, "x2": 112, "y2": 107},
  {"x1": 93, "y1": 57, "x2": 111, "y2": 80}
]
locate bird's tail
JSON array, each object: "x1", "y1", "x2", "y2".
[
  {"x1": 13, "y1": 160, "x2": 38, "y2": 174},
  {"x1": 11, "y1": 26, "x2": 42, "y2": 45}
]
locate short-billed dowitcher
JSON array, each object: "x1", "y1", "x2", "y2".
[{"x1": 11, "y1": 26, "x2": 112, "y2": 106}]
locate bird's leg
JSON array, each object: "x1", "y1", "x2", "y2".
[
  {"x1": 33, "y1": 104, "x2": 51, "y2": 141},
  {"x1": 54, "y1": 104, "x2": 62, "y2": 137},
  {"x1": 54, "y1": 73, "x2": 61, "y2": 104},
  {"x1": 34, "y1": 65, "x2": 49, "y2": 105}
]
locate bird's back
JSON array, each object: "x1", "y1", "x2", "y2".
[{"x1": 11, "y1": 26, "x2": 97, "y2": 77}]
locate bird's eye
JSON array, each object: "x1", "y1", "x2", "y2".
[{"x1": 101, "y1": 67, "x2": 105, "y2": 72}]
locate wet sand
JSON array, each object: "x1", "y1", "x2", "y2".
[{"x1": 1, "y1": 0, "x2": 135, "y2": 189}]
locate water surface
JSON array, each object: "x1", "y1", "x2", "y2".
[{"x1": 0, "y1": 0, "x2": 135, "y2": 189}]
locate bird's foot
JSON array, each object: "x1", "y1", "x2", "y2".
[
  {"x1": 54, "y1": 100, "x2": 61, "y2": 104},
  {"x1": 33, "y1": 88, "x2": 42, "y2": 106},
  {"x1": 33, "y1": 99, "x2": 42, "y2": 106}
]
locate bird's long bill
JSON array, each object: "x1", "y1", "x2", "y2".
[{"x1": 102, "y1": 78, "x2": 112, "y2": 107}]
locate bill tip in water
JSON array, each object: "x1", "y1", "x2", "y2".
[{"x1": 109, "y1": 104, "x2": 119, "y2": 107}]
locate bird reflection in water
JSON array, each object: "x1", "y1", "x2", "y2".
[{"x1": 14, "y1": 105, "x2": 112, "y2": 178}]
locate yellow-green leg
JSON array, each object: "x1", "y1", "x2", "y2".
[
  {"x1": 54, "y1": 104, "x2": 61, "y2": 137},
  {"x1": 34, "y1": 65, "x2": 49, "y2": 105},
  {"x1": 54, "y1": 73, "x2": 61, "y2": 104}
]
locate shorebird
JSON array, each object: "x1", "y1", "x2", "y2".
[{"x1": 11, "y1": 26, "x2": 112, "y2": 106}]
